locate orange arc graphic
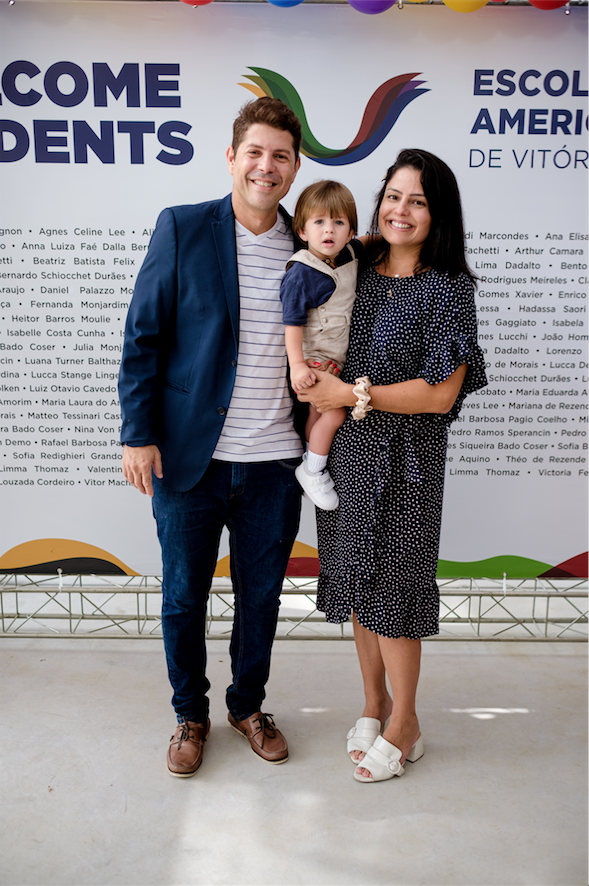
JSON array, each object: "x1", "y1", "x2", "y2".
[{"x1": 0, "y1": 539, "x2": 139, "y2": 576}]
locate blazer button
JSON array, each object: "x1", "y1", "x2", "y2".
[
  {"x1": 217, "y1": 407, "x2": 226, "y2": 416},
  {"x1": 231, "y1": 359, "x2": 237, "y2": 367}
]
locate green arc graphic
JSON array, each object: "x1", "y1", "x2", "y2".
[{"x1": 438, "y1": 556, "x2": 558, "y2": 580}]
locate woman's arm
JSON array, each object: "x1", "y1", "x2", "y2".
[{"x1": 296, "y1": 364, "x2": 467, "y2": 415}]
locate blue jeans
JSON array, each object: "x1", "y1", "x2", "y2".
[{"x1": 152, "y1": 458, "x2": 301, "y2": 724}]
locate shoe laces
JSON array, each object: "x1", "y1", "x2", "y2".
[
  {"x1": 173, "y1": 718, "x2": 206, "y2": 747},
  {"x1": 252, "y1": 712, "x2": 277, "y2": 737},
  {"x1": 178, "y1": 719, "x2": 193, "y2": 743}
]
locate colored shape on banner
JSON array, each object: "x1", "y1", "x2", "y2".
[
  {"x1": 436, "y1": 552, "x2": 588, "y2": 580},
  {"x1": 214, "y1": 540, "x2": 319, "y2": 578},
  {"x1": 0, "y1": 539, "x2": 139, "y2": 576},
  {"x1": 347, "y1": 0, "x2": 397, "y2": 14},
  {"x1": 266, "y1": 0, "x2": 305, "y2": 6},
  {"x1": 436, "y1": 555, "x2": 552, "y2": 580},
  {"x1": 528, "y1": 0, "x2": 568, "y2": 8},
  {"x1": 538, "y1": 552, "x2": 588, "y2": 580},
  {"x1": 239, "y1": 67, "x2": 429, "y2": 165},
  {"x1": 442, "y1": 0, "x2": 488, "y2": 11}
]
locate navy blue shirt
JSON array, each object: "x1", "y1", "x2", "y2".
[{"x1": 281, "y1": 239, "x2": 363, "y2": 326}]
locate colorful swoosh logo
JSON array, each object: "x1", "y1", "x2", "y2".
[{"x1": 239, "y1": 67, "x2": 429, "y2": 166}]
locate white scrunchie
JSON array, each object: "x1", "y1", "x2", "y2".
[{"x1": 352, "y1": 376, "x2": 373, "y2": 420}]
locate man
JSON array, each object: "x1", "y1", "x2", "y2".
[{"x1": 119, "y1": 98, "x2": 304, "y2": 776}]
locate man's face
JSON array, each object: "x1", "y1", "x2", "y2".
[{"x1": 227, "y1": 123, "x2": 300, "y2": 229}]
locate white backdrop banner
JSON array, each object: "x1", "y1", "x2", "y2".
[{"x1": 0, "y1": 1, "x2": 587, "y2": 578}]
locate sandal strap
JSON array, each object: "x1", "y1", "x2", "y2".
[
  {"x1": 346, "y1": 717, "x2": 381, "y2": 754},
  {"x1": 358, "y1": 735, "x2": 405, "y2": 780}
]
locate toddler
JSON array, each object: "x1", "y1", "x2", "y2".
[{"x1": 280, "y1": 181, "x2": 361, "y2": 510}]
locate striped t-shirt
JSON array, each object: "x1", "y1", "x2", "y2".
[{"x1": 212, "y1": 215, "x2": 303, "y2": 462}]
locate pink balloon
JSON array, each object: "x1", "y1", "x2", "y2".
[
  {"x1": 179, "y1": 0, "x2": 214, "y2": 5},
  {"x1": 347, "y1": 0, "x2": 396, "y2": 14},
  {"x1": 528, "y1": 0, "x2": 568, "y2": 8}
]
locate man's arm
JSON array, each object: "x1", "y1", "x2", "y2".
[
  {"x1": 119, "y1": 208, "x2": 178, "y2": 449},
  {"x1": 119, "y1": 209, "x2": 181, "y2": 497}
]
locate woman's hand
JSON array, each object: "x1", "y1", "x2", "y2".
[
  {"x1": 296, "y1": 369, "x2": 355, "y2": 413},
  {"x1": 308, "y1": 358, "x2": 340, "y2": 376}
]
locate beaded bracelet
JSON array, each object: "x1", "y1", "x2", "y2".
[{"x1": 351, "y1": 376, "x2": 373, "y2": 420}]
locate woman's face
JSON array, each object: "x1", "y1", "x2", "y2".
[{"x1": 378, "y1": 166, "x2": 432, "y2": 254}]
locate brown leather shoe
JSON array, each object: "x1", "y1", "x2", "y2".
[
  {"x1": 167, "y1": 718, "x2": 210, "y2": 777},
  {"x1": 228, "y1": 711, "x2": 289, "y2": 764}
]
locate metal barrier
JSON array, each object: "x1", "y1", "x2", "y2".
[{"x1": 0, "y1": 572, "x2": 586, "y2": 641}]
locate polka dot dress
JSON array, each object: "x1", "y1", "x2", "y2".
[{"x1": 316, "y1": 266, "x2": 488, "y2": 639}]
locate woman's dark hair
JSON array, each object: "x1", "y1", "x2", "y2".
[{"x1": 365, "y1": 148, "x2": 476, "y2": 282}]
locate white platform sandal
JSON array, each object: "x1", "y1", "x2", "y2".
[
  {"x1": 353, "y1": 734, "x2": 424, "y2": 783},
  {"x1": 346, "y1": 717, "x2": 381, "y2": 762}
]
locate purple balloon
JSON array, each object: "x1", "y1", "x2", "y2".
[
  {"x1": 347, "y1": 0, "x2": 396, "y2": 13},
  {"x1": 266, "y1": 0, "x2": 305, "y2": 7}
]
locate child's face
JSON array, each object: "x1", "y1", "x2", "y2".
[{"x1": 298, "y1": 212, "x2": 353, "y2": 262}]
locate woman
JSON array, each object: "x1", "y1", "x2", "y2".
[{"x1": 297, "y1": 149, "x2": 487, "y2": 783}]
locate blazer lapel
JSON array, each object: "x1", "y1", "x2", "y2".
[
  {"x1": 211, "y1": 198, "x2": 298, "y2": 351},
  {"x1": 212, "y1": 195, "x2": 239, "y2": 348}
]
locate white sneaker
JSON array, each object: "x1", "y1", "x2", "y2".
[{"x1": 295, "y1": 456, "x2": 339, "y2": 511}]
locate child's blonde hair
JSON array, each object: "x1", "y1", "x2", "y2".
[{"x1": 293, "y1": 181, "x2": 358, "y2": 237}]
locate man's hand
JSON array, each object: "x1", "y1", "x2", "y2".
[{"x1": 122, "y1": 444, "x2": 163, "y2": 497}]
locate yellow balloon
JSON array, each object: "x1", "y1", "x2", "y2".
[{"x1": 443, "y1": 0, "x2": 489, "y2": 11}]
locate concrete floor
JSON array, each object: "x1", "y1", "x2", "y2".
[{"x1": 0, "y1": 638, "x2": 586, "y2": 886}]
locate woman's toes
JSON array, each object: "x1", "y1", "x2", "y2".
[{"x1": 355, "y1": 766, "x2": 372, "y2": 780}]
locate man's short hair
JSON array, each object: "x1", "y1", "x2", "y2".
[
  {"x1": 293, "y1": 180, "x2": 358, "y2": 236},
  {"x1": 232, "y1": 97, "x2": 302, "y2": 162}
]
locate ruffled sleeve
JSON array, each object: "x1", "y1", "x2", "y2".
[{"x1": 419, "y1": 272, "x2": 488, "y2": 421}]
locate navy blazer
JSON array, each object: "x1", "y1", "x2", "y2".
[{"x1": 119, "y1": 194, "x2": 304, "y2": 492}]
